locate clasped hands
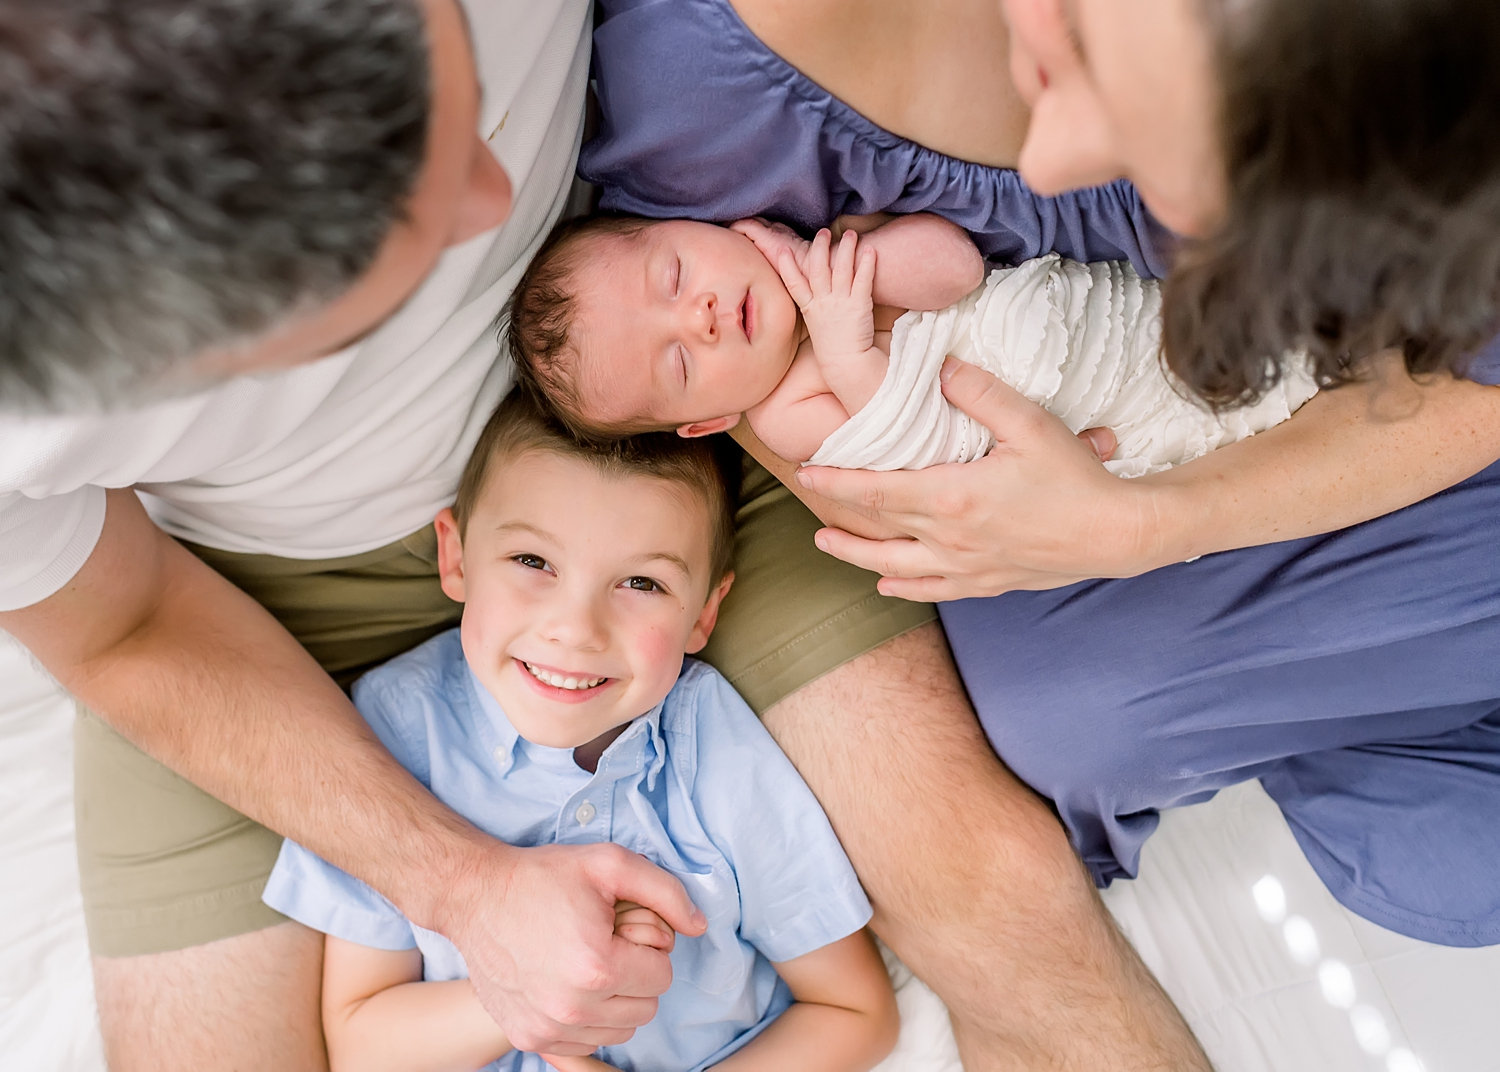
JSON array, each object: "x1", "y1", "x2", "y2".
[{"x1": 438, "y1": 841, "x2": 698, "y2": 1067}]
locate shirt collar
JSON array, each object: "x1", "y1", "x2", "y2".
[{"x1": 464, "y1": 667, "x2": 669, "y2": 785}]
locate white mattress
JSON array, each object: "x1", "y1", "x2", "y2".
[{"x1": 3, "y1": 632, "x2": 1496, "y2": 1072}]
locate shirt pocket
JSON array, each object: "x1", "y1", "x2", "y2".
[{"x1": 666, "y1": 865, "x2": 746, "y2": 996}]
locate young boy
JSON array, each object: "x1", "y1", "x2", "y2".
[
  {"x1": 261, "y1": 388, "x2": 898, "y2": 1072},
  {"x1": 508, "y1": 214, "x2": 1318, "y2": 475}
]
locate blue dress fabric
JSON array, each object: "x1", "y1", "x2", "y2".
[
  {"x1": 581, "y1": 0, "x2": 1500, "y2": 946},
  {"x1": 581, "y1": 0, "x2": 1173, "y2": 279}
]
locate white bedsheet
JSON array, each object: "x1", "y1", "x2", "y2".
[{"x1": 2, "y1": 632, "x2": 1496, "y2": 1072}]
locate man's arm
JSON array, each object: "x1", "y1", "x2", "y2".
[{"x1": 0, "y1": 488, "x2": 704, "y2": 1054}]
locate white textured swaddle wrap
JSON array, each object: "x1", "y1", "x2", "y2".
[{"x1": 807, "y1": 253, "x2": 1320, "y2": 475}]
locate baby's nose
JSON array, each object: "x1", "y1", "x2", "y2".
[{"x1": 688, "y1": 293, "x2": 718, "y2": 339}]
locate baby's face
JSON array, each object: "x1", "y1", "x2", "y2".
[{"x1": 568, "y1": 220, "x2": 801, "y2": 433}]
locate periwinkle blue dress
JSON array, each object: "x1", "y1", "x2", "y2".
[{"x1": 582, "y1": 0, "x2": 1500, "y2": 947}]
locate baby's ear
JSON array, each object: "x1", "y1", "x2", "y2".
[{"x1": 676, "y1": 414, "x2": 741, "y2": 439}]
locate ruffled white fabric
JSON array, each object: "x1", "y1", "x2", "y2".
[{"x1": 807, "y1": 254, "x2": 1319, "y2": 475}]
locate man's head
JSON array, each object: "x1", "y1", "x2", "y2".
[
  {"x1": 508, "y1": 216, "x2": 802, "y2": 443},
  {"x1": 435, "y1": 387, "x2": 737, "y2": 749},
  {"x1": 0, "y1": 0, "x2": 512, "y2": 414}
]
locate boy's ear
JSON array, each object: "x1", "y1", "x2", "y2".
[
  {"x1": 434, "y1": 507, "x2": 468, "y2": 604},
  {"x1": 676, "y1": 414, "x2": 740, "y2": 439},
  {"x1": 685, "y1": 571, "x2": 735, "y2": 654}
]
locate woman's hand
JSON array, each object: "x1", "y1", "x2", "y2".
[{"x1": 796, "y1": 358, "x2": 1159, "y2": 601}]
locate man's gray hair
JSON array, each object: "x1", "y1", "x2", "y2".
[{"x1": 0, "y1": 0, "x2": 430, "y2": 413}]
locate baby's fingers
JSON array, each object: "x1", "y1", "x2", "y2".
[
  {"x1": 775, "y1": 249, "x2": 814, "y2": 308},
  {"x1": 807, "y1": 227, "x2": 834, "y2": 292},
  {"x1": 831, "y1": 228, "x2": 860, "y2": 292},
  {"x1": 853, "y1": 243, "x2": 877, "y2": 301}
]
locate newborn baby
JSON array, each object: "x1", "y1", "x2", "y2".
[{"x1": 508, "y1": 213, "x2": 1318, "y2": 474}]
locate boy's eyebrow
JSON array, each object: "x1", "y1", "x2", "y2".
[
  {"x1": 491, "y1": 520, "x2": 561, "y2": 543},
  {"x1": 626, "y1": 551, "x2": 693, "y2": 577}
]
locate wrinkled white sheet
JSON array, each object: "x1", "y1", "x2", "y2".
[
  {"x1": 3, "y1": 633, "x2": 1496, "y2": 1072},
  {"x1": 809, "y1": 255, "x2": 1319, "y2": 476}
]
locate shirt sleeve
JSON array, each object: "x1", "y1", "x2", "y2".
[
  {"x1": 262, "y1": 838, "x2": 419, "y2": 952},
  {"x1": 0, "y1": 486, "x2": 106, "y2": 611},
  {"x1": 681, "y1": 665, "x2": 873, "y2": 965}
]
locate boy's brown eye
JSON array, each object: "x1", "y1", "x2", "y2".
[
  {"x1": 624, "y1": 576, "x2": 663, "y2": 593},
  {"x1": 511, "y1": 553, "x2": 549, "y2": 571}
]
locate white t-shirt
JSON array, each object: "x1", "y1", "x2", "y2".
[{"x1": 0, "y1": 0, "x2": 591, "y2": 611}]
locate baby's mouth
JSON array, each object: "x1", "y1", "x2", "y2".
[
  {"x1": 740, "y1": 291, "x2": 753, "y2": 342},
  {"x1": 522, "y1": 661, "x2": 608, "y2": 691}
]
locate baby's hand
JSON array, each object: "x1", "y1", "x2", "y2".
[
  {"x1": 613, "y1": 899, "x2": 675, "y2": 952},
  {"x1": 774, "y1": 228, "x2": 878, "y2": 360},
  {"x1": 731, "y1": 217, "x2": 812, "y2": 275}
]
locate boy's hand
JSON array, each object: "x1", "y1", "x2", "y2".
[
  {"x1": 773, "y1": 228, "x2": 878, "y2": 362},
  {"x1": 731, "y1": 217, "x2": 812, "y2": 275},
  {"x1": 614, "y1": 899, "x2": 675, "y2": 952}
]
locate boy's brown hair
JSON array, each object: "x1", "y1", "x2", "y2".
[
  {"x1": 453, "y1": 385, "x2": 738, "y2": 584},
  {"x1": 506, "y1": 214, "x2": 659, "y2": 443}
]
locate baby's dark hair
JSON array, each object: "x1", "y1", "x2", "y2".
[
  {"x1": 507, "y1": 214, "x2": 661, "y2": 443},
  {"x1": 453, "y1": 386, "x2": 738, "y2": 584}
]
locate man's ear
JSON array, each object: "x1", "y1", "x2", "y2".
[
  {"x1": 684, "y1": 571, "x2": 735, "y2": 654},
  {"x1": 434, "y1": 507, "x2": 468, "y2": 603},
  {"x1": 676, "y1": 414, "x2": 741, "y2": 439}
]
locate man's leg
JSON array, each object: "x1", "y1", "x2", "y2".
[
  {"x1": 764, "y1": 624, "x2": 1209, "y2": 1070},
  {"x1": 76, "y1": 529, "x2": 458, "y2": 1070},
  {"x1": 702, "y1": 454, "x2": 1207, "y2": 1069},
  {"x1": 92, "y1": 924, "x2": 326, "y2": 1072}
]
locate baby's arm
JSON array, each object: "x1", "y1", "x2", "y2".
[
  {"x1": 321, "y1": 937, "x2": 513, "y2": 1072},
  {"x1": 773, "y1": 228, "x2": 888, "y2": 418},
  {"x1": 706, "y1": 930, "x2": 899, "y2": 1071},
  {"x1": 736, "y1": 213, "x2": 984, "y2": 313}
]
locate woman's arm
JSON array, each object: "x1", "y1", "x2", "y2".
[
  {"x1": 707, "y1": 930, "x2": 899, "y2": 1072},
  {"x1": 321, "y1": 937, "x2": 512, "y2": 1072},
  {"x1": 795, "y1": 351, "x2": 1500, "y2": 600}
]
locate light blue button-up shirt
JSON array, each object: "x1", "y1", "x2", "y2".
[{"x1": 263, "y1": 629, "x2": 872, "y2": 1072}]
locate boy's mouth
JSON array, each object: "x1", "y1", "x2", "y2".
[{"x1": 520, "y1": 659, "x2": 608, "y2": 692}]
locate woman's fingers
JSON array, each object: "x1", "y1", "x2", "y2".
[{"x1": 812, "y1": 527, "x2": 937, "y2": 582}]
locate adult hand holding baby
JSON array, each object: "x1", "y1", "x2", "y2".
[{"x1": 797, "y1": 358, "x2": 1165, "y2": 601}]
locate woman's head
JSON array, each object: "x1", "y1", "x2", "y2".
[{"x1": 1005, "y1": 0, "x2": 1500, "y2": 405}]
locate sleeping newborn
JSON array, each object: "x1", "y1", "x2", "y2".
[{"x1": 506, "y1": 213, "x2": 1317, "y2": 474}]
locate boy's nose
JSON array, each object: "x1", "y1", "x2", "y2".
[{"x1": 540, "y1": 594, "x2": 609, "y2": 650}]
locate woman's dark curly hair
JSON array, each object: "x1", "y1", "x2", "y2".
[{"x1": 1163, "y1": 0, "x2": 1500, "y2": 407}]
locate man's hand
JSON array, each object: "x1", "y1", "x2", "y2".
[{"x1": 433, "y1": 841, "x2": 706, "y2": 1056}]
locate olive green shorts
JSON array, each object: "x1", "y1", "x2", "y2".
[{"x1": 75, "y1": 451, "x2": 935, "y2": 956}]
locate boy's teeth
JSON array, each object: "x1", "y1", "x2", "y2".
[{"x1": 524, "y1": 662, "x2": 605, "y2": 690}]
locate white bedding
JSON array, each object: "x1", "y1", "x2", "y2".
[{"x1": 3, "y1": 633, "x2": 1496, "y2": 1072}]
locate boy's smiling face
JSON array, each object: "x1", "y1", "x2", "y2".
[
  {"x1": 435, "y1": 447, "x2": 732, "y2": 751},
  {"x1": 567, "y1": 220, "x2": 802, "y2": 436}
]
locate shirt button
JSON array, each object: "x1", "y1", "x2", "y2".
[
  {"x1": 492, "y1": 746, "x2": 507, "y2": 766},
  {"x1": 574, "y1": 801, "x2": 596, "y2": 825}
]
